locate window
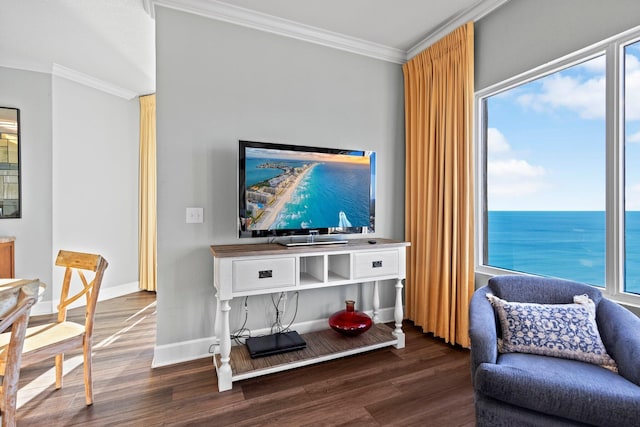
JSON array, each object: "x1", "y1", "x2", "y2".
[
  {"x1": 478, "y1": 29, "x2": 640, "y2": 302},
  {"x1": 624, "y1": 39, "x2": 640, "y2": 295},
  {"x1": 484, "y1": 56, "x2": 606, "y2": 286}
]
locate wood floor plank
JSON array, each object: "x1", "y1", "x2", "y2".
[
  {"x1": 240, "y1": 348, "x2": 401, "y2": 400},
  {"x1": 13, "y1": 291, "x2": 476, "y2": 426},
  {"x1": 235, "y1": 386, "x2": 399, "y2": 427}
]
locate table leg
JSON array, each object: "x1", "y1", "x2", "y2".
[
  {"x1": 372, "y1": 281, "x2": 380, "y2": 323},
  {"x1": 214, "y1": 291, "x2": 221, "y2": 342},
  {"x1": 393, "y1": 278, "x2": 405, "y2": 348},
  {"x1": 217, "y1": 299, "x2": 233, "y2": 391}
]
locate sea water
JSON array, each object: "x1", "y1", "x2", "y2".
[
  {"x1": 488, "y1": 211, "x2": 640, "y2": 294},
  {"x1": 271, "y1": 161, "x2": 370, "y2": 230},
  {"x1": 245, "y1": 157, "x2": 371, "y2": 230}
]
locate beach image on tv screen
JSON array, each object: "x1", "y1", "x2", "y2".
[{"x1": 244, "y1": 147, "x2": 373, "y2": 232}]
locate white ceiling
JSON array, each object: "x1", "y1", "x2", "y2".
[
  {"x1": 0, "y1": 0, "x2": 155, "y2": 97},
  {"x1": 0, "y1": 0, "x2": 507, "y2": 98}
]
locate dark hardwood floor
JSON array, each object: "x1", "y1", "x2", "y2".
[{"x1": 15, "y1": 292, "x2": 475, "y2": 426}]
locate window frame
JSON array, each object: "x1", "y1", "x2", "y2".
[{"x1": 474, "y1": 25, "x2": 640, "y2": 309}]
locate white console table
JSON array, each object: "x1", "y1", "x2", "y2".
[{"x1": 210, "y1": 238, "x2": 409, "y2": 392}]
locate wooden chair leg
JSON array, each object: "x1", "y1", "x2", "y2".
[
  {"x1": 83, "y1": 339, "x2": 93, "y2": 405},
  {"x1": 1, "y1": 398, "x2": 16, "y2": 427},
  {"x1": 2, "y1": 311, "x2": 31, "y2": 427},
  {"x1": 55, "y1": 354, "x2": 64, "y2": 390},
  {"x1": 2, "y1": 368, "x2": 18, "y2": 427},
  {"x1": 0, "y1": 389, "x2": 4, "y2": 421}
]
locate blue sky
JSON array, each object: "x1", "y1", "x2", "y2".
[{"x1": 487, "y1": 40, "x2": 640, "y2": 211}]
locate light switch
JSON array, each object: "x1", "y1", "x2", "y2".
[{"x1": 186, "y1": 207, "x2": 203, "y2": 224}]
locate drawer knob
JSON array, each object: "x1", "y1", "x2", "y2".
[
  {"x1": 372, "y1": 260, "x2": 383, "y2": 268},
  {"x1": 258, "y1": 270, "x2": 273, "y2": 279}
]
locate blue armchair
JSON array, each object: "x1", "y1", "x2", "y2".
[{"x1": 470, "y1": 275, "x2": 640, "y2": 426}]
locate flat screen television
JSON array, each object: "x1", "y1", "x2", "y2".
[{"x1": 238, "y1": 140, "x2": 376, "y2": 239}]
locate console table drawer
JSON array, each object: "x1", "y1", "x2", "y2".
[
  {"x1": 353, "y1": 251, "x2": 399, "y2": 279},
  {"x1": 232, "y1": 258, "x2": 296, "y2": 292}
]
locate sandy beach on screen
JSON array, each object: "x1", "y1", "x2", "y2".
[{"x1": 253, "y1": 164, "x2": 317, "y2": 230}]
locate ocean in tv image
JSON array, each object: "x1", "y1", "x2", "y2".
[
  {"x1": 244, "y1": 149, "x2": 372, "y2": 232},
  {"x1": 270, "y1": 161, "x2": 370, "y2": 229},
  {"x1": 488, "y1": 211, "x2": 640, "y2": 294}
]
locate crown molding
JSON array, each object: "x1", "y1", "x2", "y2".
[
  {"x1": 52, "y1": 64, "x2": 138, "y2": 100},
  {"x1": 144, "y1": 0, "x2": 510, "y2": 64},
  {"x1": 0, "y1": 59, "x2": 51, "y2": 75},
  {"x1": 142, "y1": 0, "x2": 155, "y2": 19},
  {"x1": 146, "y1": 0, "x2": 406, "y2": 63},
  {"x1": 406, "y1": 0, "x2": 511, "y2": 59}
]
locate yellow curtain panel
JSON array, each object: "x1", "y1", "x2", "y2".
[
  {"x1": 402, "y1": 22, "x2": 475, "y2": 347},
  {"x1": 139, "y1": 94, "x2": 157, "y2": 292}
]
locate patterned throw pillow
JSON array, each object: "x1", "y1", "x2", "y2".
[{"x1": 486, "y1": 293, "x2": 617, "y2": 371}]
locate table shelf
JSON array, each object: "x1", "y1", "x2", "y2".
[{"x1": 215, "y1": 323, "x2": 398, "y2": 382}]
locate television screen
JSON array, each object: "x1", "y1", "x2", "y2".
[{"x1": 238, "y1": 140, "x2": 375, "y2": 238}]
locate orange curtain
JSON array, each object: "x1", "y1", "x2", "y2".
[
  {"x1": 403, "y1": 22, "x2": 475, "y2": 347},
  {"x1": 139, "y1": 94, "x2": 157, "y2": 292}
]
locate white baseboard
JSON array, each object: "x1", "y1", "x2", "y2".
[
  {"x1": 151, "y1": 306, "x2": 399, "y2": 368},
  {"x1": 31, "y1": 300, "x2": 54, "y2": 316},
  {"x1": 31, "y1": 281, "x2": 141, "y2": 316},
  {"x1": 152, "y1": 336, "x2": 218, "y2": 368},
  {"x1": 98, "y1": 281, "x2": 141, "y2": 302}
]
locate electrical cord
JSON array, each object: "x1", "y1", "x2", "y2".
[
  {"x1": 209, "y1": 291, "x2": 301, "y2": 353},
  {"x1": 270, "y1": 292, "x2": 285, "y2": 334},
  {"x1": 208, "y1": 296, "x2": 252, "y2": 354},
  {"x1": 281, "y1": 291, "x2": 300, "y2": 332},
  {"x1": 270, "y1": 291, "x2": 300, "y2": 334},
  {"x1": 230, "y1": 296, "x2": 251, "y2": 345}
]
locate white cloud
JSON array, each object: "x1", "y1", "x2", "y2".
[
  {"x1": 628, "y1": 131, "x2": 640, "y2": 143},
  {"x1": 489, "y1": 159, "x2": 546, "y2": 178},
  {"x1": 512, "y1": 53, "x2": 640, "y2": 122},
  {"x1": 625, "y1": 182, "x2": 640, "y2": 210},
  {"x1": 488, "y1": 160, "x2": 547, "y2": 196},
  {"x1": 625, "y1": 53, "x2": 640, "y2": 121},
  {"x1": 487, "y1": 127, "x2": 510, "y2": 153},
  {"x1": 517, "y1": 73, "x2": 605, "y2": 119},
  {"x1": 577, "y1": 55, "x2": 606, "y2": 73},
  {"x1": 626, "y1": 52, "x2": 640, "y2": 72},
  {"x1": 486, "y1": 129, "x2": 548, "y2": 198}
]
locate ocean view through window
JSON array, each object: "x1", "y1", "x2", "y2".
[
  {"x1": 483, "y1": 55, "x2": 608, "y2": 288},
  {"x1": 488, "y1": 211, "x2": 605, "y2": 286},
  {"x1": 480, "y1": 30, "x2": 640, "y2": 300},
  {"x1": 488, "y1": 210, "x2": 640, "y2": 294}
]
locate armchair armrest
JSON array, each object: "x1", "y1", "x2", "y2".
[
  {"x1": 469, "y1": 285, "x2": 498, "y2": 381},
  {"x1": 597, "y1": 298, "x2": 640, "y2": 386}
]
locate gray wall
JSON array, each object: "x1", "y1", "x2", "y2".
[
  {"x1": 476, "y1": 0, "x2": 640, "y2": 91},
  {"x1": 0, "y1": 66, "x2": 140, "y2": 310},
  {"x1": 0, "y1": 67, "x2": 53, "y2": 292},
  {"x1": 155, "y1": 7, "x2": 405, "y2": 350},
  {"x1": 52, "y1": 76, "x2": 139, "y2": 299}
]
